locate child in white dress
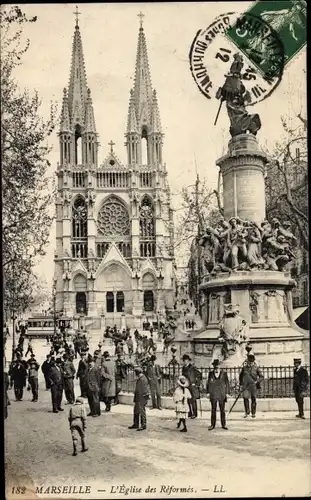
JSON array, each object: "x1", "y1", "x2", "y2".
[{"x1": 173, "y1": 375, "x2": 191, "y2": 432}]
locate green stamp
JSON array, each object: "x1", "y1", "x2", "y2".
[{"x1": 225, "y1": 0, "x2": 307, "y2": 79}]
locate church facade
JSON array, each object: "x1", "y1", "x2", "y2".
[{"x1": 53, "y1": 16, "x2": 176, "y2": 329}]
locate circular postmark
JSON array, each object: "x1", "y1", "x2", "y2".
[{"x1": 189, "y1": 11, "x2": 285, "y2": 106}]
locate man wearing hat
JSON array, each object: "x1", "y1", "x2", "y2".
[
  {"x1": 85, "y1": 357, "x2": 101, "y2": 417},
  {"x1": 114, "y1": 353, "x2": 128, "y2": 405},
  {"x1": 239, "y1": 353, "x2": 264, "y2": 418},
  {"x1": 100, "y1": 351, "x2": 116, "y2": 412},
  {"x1": 206, "y1": 359, "x2": 229, "y2": 430},
  {"x1": 27, "y1": 354, "x2": 40, "y2": 402},
  {"x1": 63, "y1": 353, "x2": 76, "y2": 404},
  {"x1": 128, "y1": 367, "x2": 150, "y2": 431},
  {"x1": 76, "y1": 352, "x2": 89, "y2": 398},
  {"x1": 9, "y1": 358, "x2": 27, "y2": 401},
  {"x1": 182, "y1": 354, "x2": 202, "y2": 418},
  {"x1": 48, "y1": 358, "x2": 64, "y2": 413},
  {"x1": 68, "y1": 398, "x2": 88, "y2": 456},
  {"x1": 145, "y1": 355, "x2": 162, "y2": 410},
  {"x1": 41, "y1": 354, "x2": 52, "y2": 390},
  {"x1": 293, "y1": 358, "x2": 309, "y2": 419}
]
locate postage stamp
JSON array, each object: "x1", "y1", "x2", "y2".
[
  {"x1": 225, "y1": 0, "x2": 307, "y2": 78},
  {"x1": 189, "y1": 10, "x2": 284, "y2": 106}
]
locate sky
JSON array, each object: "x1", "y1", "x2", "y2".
[{"x1": 11, "y1": 2, "x2": 306, "y2": 287}]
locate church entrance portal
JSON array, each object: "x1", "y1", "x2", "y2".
[
  {"x1": 144, "y1": 290, "x2": 154, "y2": 312},
  {"x1": 76, "y1": 292, "x2": 87, "y2": 315}
]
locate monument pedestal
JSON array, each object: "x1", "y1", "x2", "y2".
[{"x1": 197, "y1": 271, "x2": 305, "y2": 366}]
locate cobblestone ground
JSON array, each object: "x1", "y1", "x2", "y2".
[{"x1": 5, "y1": 380, "x2": 311, "y2": 499}]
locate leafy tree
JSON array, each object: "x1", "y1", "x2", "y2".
[
  {"x1": 1, "y1": 6, "x2": 57, "y2": 317},
  {"x1": 265, "y1": 113, "x2": 308, "y2": 251}
]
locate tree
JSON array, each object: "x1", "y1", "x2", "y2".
[
  {"x1": 265, "y1": 113, "x2": 308, "y2": 251},
  {"x1": 1, "y1": 6, "x2": 57, "y2": 316}
]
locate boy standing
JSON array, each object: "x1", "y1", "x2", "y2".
[{"x1": 68, "y1": 398, "x2": 88, "y2": 456}]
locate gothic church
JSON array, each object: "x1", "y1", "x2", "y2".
[{"x1": 54, "y1": 14, "x2": 175, "y2": 329}]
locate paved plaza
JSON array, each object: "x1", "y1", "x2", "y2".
[{"x1": 5, "y1": 338, "x2": 311, "y2": 499}]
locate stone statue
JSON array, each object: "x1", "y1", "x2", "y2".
[
  {"x1": 227, "y1": 217, "x2": 248, "y2": 270},
  {"x1": 247, "y1": 221, "x2": 265, "y2": 269},
  {"x1": 218, "y1": 305, "x2": 249, "y2": 362},
  {"x1": 215, "y1": 53, "x2": 261, "y2": 137}
]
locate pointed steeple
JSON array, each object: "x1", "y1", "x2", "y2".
[
  {"x1": 127, "y1": 89, "x2": 138, "y2": 133},
  {"x1": 84, "y1": 88, "x2": 97, "y2": 133},
  {"x1": 67, "y1": 20, "x2": 89, "y2": 128},
  {"x1": 60, "y1": 88, "x2": 71, "y2": 132},
  {"x1": 132, "y1": 17, "x2": 153, "y2": 128},
  {"x1": 151, "y1": 90, "x2": 162, "y2": 133}
]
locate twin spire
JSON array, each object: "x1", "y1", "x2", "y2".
[
  {"x1": 60, "y1": 10, "x2": 162, "y2": 143},
  {"x1": 60, "y1": 7, "x2": 96, "y2": 134}
]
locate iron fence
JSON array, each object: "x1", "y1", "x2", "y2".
[{"x1": 121, "y1": 365, "x2": 310, "y2": 399}]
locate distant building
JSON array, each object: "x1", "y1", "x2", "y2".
[{"x1": 265, "y1": 147, "x2": 308, "y2": 309}]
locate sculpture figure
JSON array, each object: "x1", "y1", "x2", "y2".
[
  {"x1": 247, "y1": 221, "x2": 265, "y2": 269},
  {"x1": 227, "y1": 217, "x2": 248, "y2": 270},
  {"x1": 215, "y1": 53, "x2": 261, "y2": 137},
  {"x1": 219, "y1": 305, "x2": 249, "y2": 361}
]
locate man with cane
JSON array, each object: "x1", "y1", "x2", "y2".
[{"x1": 239, "y1": 353, "x2": 263, "y2": 418}]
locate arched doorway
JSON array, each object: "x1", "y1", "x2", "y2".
[
  {"x1": 144, "y1": 290, "x2": 154, "y2": 312},
  {"x1": 106, "y1": 292, "x2": 114, "y2": 313},
  {"x1": 76, "y1": 292, "x2": 86, "y2": 314},
  {"x1": 116, "y1": 291, "x2": 125, "y2": 312}
]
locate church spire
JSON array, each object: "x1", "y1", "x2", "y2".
[
  {"x1": 60, "y1": 88, "x2": 71, "y2": 132},
  {"x1": 67, "y1": 13, "x2": 89, "y2": 129},
  {"x1": 132, "y1": 13, "x2": 153, "y2": 128},
  {"x1": 127, "y1": 89, "x2": 138, "y2": 133},
  {"x1": 151, "y1": 90, "x2": 162, "y2": 134}
]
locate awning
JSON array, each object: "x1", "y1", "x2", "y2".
[
  {"x1": 293, "y1": 307, "x2": 308, "y2": 321},
  {"x1": 294, "y1": 307, "x2": 309, "y2": 331}
]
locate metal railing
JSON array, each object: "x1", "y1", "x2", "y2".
[{"x1": 120, "y1": 365, "x2": 310, "y2": 399}]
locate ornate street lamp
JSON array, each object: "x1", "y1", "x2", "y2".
[{"x1": 52, "y1": 281, "x2": 57, "y2": 336}]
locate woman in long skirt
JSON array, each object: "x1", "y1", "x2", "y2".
[{"x1": 173, "y1": 376, "x2": 191, "y2": 433}]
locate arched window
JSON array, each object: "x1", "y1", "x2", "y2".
[
  {"x1": 144, "y1": 290, "x2": 154, "y2": 312},
  {"x1": 71, "y1": 197, "x2": 87, "y2": 258},
  {"x1": 139, "y1": 196, "x2": 156, "y2": 257},
  {"x1": 106, "y1": 292, "x2": 114, "y2": 313},
  {"x1": 141, "y1": 127, "x2": 148, "y2": 165},
  {"x1": 116, "y1": 291, "x2": 125, "y2": 312}
]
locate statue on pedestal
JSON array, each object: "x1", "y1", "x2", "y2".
[{"x1": 215, "y1": 53, "x2": 261, "y2": 137}]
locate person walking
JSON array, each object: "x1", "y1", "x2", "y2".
[
  {"x1": 9, "y1": 359, "x2": 27, "y2": 401},
  {"x1": 206, "y1": 359, "x2": 229, "y2": 430},
  {"x1": 293, "y1": 358, "x2": 309, "y2": 419},
  {"x1": 114, "y1": 353, "x2": 127, "y2": 405},
  {"x1": 182, "y1": 354, "x2": 202, "y2": 419},
  {"x1": 101, "y1": 351, "x2": 116, "y2": 412},
  {"x1": 25, "y1": 339, "x2": 34, "y2": 357},
  {"x1": 48, "y1": 358, "x2": 64, "y2": 413},
  {"x1": 126, "y1": 336, "x2": 134, "y2": 359},
  {"x1": 128, "y1": 367, "x2": 149, "y2": 431},
  {"x1": 4, "y1": 370, "x2": 10, "y2": 419},
  {"x1": 76, "y1": 352, "x2": 88, "y2": 398},
  {"x1": 41, "y1": 354, "x2": 52, "y2": 390},
  {"x1": 85, "y1": 357, "x2": 101, "y2": 417},
  {"x1": 27, "y1": 355, "x2": 40, "y2": 402},
  {"x1": 173, "y1": 376, "x2": 191, "y2": 433},
  {"x1": 68, "y1": 398, "x2": 88, "y2": 456},
  {"x1": 145, "y1": 355, "x2": 162, "y2": 410},
  {"x1": 63, "y1": 353, "x2": 76, "y2": 404},
  {"x1": 239, "y1": 353, "x2": 264, "y2": 418}
]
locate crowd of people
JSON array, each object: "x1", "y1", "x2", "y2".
[{"x1": 4, "y1": 322, "x2": 309, "y2": 455}]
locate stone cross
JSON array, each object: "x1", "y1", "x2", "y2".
[
  {"x1": 138, "y1": 11, "x2": 145, "y2": 28},
  {"x1": 109, "y1": 140, "x2": 115, "y2": 153},
  {"x1": 73, "y1": 6, "x2": 81, "y2": 26}
]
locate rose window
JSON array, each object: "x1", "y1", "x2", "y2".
[{"x1": 97, "y1": 198, "x2": 130, "y2": 237}]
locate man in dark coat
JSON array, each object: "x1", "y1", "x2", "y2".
[
  {"x1": 101, "y1": 352, "x2": 116, "y2": 412},
  {"x1": 63, "y1": 353, "x2": 76, "y2": 404},
  {"x1": 145, "y1": 355, "x2": 162, "y2": 410},
  {"x1": 76, "y1": 352, "x2": 88, "y2": 397},
  {"x1": 41, "y1": 354, "x2": 52, "y2": 390},
  {"x1": 9, "y1": 359, "x2": 27, "y2": 401},
  {"x1": 206, "y1": 359, "x2": 229, "y2": 430},
  {"x1": 182, "y1": 354, "x2": 202, "y2": 418},
  {"x1": 293, "y1": 358, "x2": 309, "y2": 419},
  {"x1": 85, "y1": 357, "x2": 101, "y2": 417},
  {"x1": 239, "y1": 353, "x2": 264, "y2": 418},
  {"x1": 4, "y1": 371, "x2": 10, "y2": 419},
  {"x1": 27, "y1": 355, "x2": 40, "y2": 402},
  {"x1": 48, "y1": 358, "x2": 64, "y2": 413},
  {"x1": 114, "y1": 353, "x2": 128, "y2": 405},
  {"x1": 128, "y1": 367, "x2": 150, "y2": 431}
]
